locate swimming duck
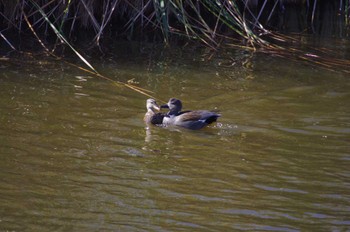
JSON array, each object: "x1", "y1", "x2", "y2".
[
  {"x1": 144, "y1": 98, "x2": 164, "y2": 125},
  {"x1": 160, "y1": 98, "x2": 220, "y2": 130}
]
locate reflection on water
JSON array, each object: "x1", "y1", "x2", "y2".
[{"x1": 0, "y1": 45, "x2": 350, "y2": 231}]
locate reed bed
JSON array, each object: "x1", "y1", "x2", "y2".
[
  {"x1": 1, "y1": 1, "x2": 350, "y2": 46},
  {"x1": 1, "y1": 0, "x2": 350, "y2": 74}
]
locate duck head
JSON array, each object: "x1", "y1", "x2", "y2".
[
  {"x1": 146, "y1": 98, "x2": 160, "y2": 112},
  {"x1": 161, "y1": 98, "x2": 182, "y2": 115}
]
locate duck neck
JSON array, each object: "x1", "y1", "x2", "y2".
[
  {"x1": 167, "y1": 109, "x2": 179, "y2": 116},
  {"x1": 147, "y1": 108, "x2": 156, "y2": 114}
]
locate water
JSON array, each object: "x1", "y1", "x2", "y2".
[{"x1": 0, "y1": 43, "x2": 350, "y2": 231}]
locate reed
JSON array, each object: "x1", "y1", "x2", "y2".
[
  {"x1": 2, "y1": 0, "x2": 349, "y2": 47},
  {"x1": 1, "y1": 0, "x2": 350, "y2": 73}
]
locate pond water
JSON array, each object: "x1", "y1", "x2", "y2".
[{"x1": 0, "y1": 42, "x2": 350, "y2": 231}]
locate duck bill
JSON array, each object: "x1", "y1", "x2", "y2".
[
  {"x1": 153, "y1": 105, "x2": 160, "y2": 111},
  {"x1": 160, "y1": 104, "x2": 169, "y2": 109}
]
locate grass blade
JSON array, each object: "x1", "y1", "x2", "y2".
[{"x1": 29, "y1": 0, "x2": 98, "y2": 74}]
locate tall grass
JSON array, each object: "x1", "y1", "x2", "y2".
[
  {"x1": 1, "y1": 0, "x2": 349, "y2": 48},
  {"x1": 1, "y1": 0, "x2": 350, "y2": 73}
]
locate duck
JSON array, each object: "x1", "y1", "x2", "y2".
[
  {"x1": 160, "y1": 98, "x2": 220, "y2": 130},
  {"x1": 144, "y1": 98, "x2": 164, "y2": 125}
]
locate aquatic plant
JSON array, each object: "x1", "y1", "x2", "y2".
[
  {"x1": 1, "y1": 0, "x2": 349, "y2": 46},
  {"x1": 1, "y1": 0, "x2": 350, "y2": 74}
]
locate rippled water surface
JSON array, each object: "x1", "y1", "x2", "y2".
[{"x1": 1, "y1": 43, "x2": 350, "y2": 231}]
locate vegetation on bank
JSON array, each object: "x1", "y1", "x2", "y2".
[
  {"x1": 1, "y1": 0, "x2": 350, "y2": 74},
  {"x1": 1, "y1": 1, "x2": 350, "y2": 46}
]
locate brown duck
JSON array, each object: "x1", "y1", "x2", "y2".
[{"x1": 144, "y1": 98, "x2": 164, "y2": 125}]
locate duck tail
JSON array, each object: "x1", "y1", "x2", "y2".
[{"x1": 205, "y1": 114, "x2": 220, "y2": 124}]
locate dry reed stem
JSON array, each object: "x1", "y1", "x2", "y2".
[{"x1": 2, "y1": 0, "x2": 350, "y2": 74}]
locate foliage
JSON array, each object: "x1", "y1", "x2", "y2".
[
  {"x1": 1, "y1": 0, "x2": 350, "y2": 74},
  {"x1": 1, "y1": 0, "x2": 350, "y2": 47}
]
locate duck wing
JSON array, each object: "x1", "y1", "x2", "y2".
[
  {"x1": 177, "y1": 111, "x2": 201, "y2": 121},
  {"x1": 178, "y1": 110, "x2": 220, "y2": 123},
  {"x1": 177, "y1": 110, "x2": 191, "y2": 116}
]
